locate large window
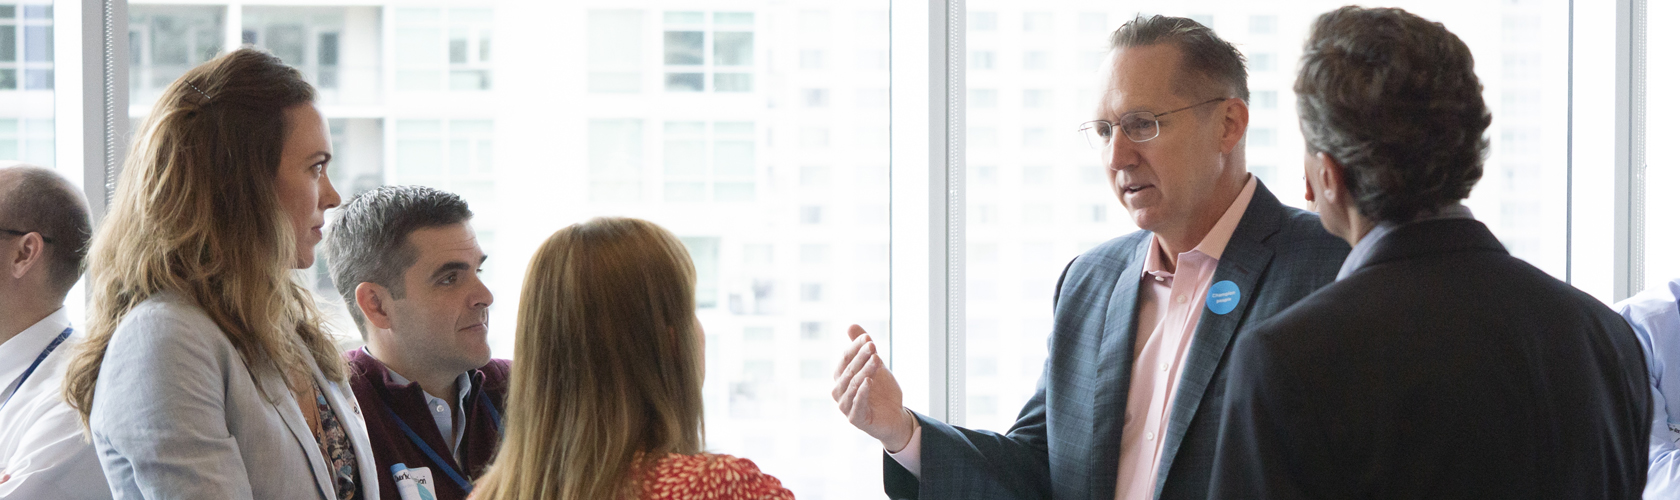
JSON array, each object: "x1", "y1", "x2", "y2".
[
  {"x1": 30, "y1": 1, "x2": 1664, "y2": 498},
  {"x1": 962, "y1": 0, "x2": 1571, "y2": 430},
  {"x1": 1645, "y1": 0, "x2": 1678, "y2": 288},
  {"x1": 126, "y1": 2, "x2": 890, "y2": 497}
]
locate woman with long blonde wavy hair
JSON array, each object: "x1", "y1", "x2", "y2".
[
  {"x1": 470, "y1": 217, "x2": 792, "y2": 500},
  {"x1": 60, "y1": 47, "x2": 380, "y2": 499}
]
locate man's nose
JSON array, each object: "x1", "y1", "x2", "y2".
[{"x1": 1106, "y1": 138, "x2": 1140, "y2": 172}]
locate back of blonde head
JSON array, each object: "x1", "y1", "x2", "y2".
[
  {"x1": 63, "y1": 47, "x2": 342, "y2": 424},
  {"x1": 474, "y1": 217, "x2": 704, "y2": 500}
]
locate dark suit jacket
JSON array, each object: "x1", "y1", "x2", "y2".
[
  {"x1": 345, "y1": 349, "x2": 511, "y2": 500},
  {"x1": 1210, "y1": 218, "x2": 1651, "y2": 499},
  {"x1": 884, "y1": 180, "x2": 1349, "y2": 499}
]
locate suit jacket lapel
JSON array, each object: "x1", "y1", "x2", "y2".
[
  {"x1": 259, "y1": 362, "x2": 337, "y2": 500},
  {"x1": 1087, "y1": 237, "x2": 1152, "y2": 500},
  {"x1": 1152, "y1": 183, "x2": 1283, "y2": 498}
]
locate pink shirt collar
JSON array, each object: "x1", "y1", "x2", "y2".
[{"x1": 1142, "y1": 175, "x2": 1259, "y2": 278}]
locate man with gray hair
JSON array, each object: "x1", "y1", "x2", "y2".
[
  {"x1": 323, "y1": 185, "x2": 508, "y2": 500},
  {"x1": 1210, "y1": 6, "x2": 1647, "y2": 497},
  {"x1": 0, "y1": 163, "x2": 109, "y2": 499},
  {"x1": 831, "y1": 15, "x2": 1347, "y2": 500}
]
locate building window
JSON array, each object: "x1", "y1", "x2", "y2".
[
  {"x1": 394, "y1": 7, "x2": 492, "y2": 91},
  {"x1": 129, "y1": 5, "x2": 223, "y2": 103},
  {"x1": 663, "y1": 121, "x2": 756, "y2": 202},
  {"x1": 589, "y1": 118, "x2": 644, "y2": 202},
  {"x1": 588, "y1": 10, "x2": 642, "y2": 93},
  {"x1": 681, "y1": 237, "x2": 721, "y2": 308},
  {"x1": 241, "y1": 7, "x2": 369, "y2": 92},
  {"x1": 663, "y1": 11, "x2": 754, "y2": 93},
  {"x1": 0, "y1": 3, "x2": 51, "y2": 90},
  {"x1": 0, "y1": 117, "x2": 50, "y2": 166}
]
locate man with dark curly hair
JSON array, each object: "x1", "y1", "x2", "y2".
[{"x1": 1209, "y1": 6, "x2": 1651, "y2": 498}]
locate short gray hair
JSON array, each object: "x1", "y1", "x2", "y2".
[
  {"x1": 0, "y1": 164, "x2": 91, "y2": 297},
  {"x1": 1110, "y1": 15, "x2": 1250, "y2": 102},
  {"x1": 323, "y1": 185, "x2": 472, "y2": 337},
  {"x1": 1296, "y1": 6, "x2": 1489, "y2": 223}
]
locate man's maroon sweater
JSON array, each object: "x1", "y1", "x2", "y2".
[{"x1": 344, "y1": 349, "x2": 511, "y2": 500}]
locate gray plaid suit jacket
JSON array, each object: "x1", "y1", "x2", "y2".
[{"x1": 883, "y1": 180, "x2": 1349, "y2": 500}]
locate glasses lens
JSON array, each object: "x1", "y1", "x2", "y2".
[
  {"x1": 1121, "y1": 113, "x2": 1159, "y2": 142},
  {"x1": 1079, "y1": 121, "x2": 1112, "y2": 149}
]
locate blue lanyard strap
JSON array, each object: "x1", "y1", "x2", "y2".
[
  {"x1": 379, "y1": 384, "x2": 503, "y2": 493},
  {"x1": 1, "y1": 327, "x2": 73, "y2": 412},
  {"x1": 477, "y1": 390, "x2": 503, "y2": 434},
  {"x1": 381, "y1": 404, "x2": 474, "y2": 493}
]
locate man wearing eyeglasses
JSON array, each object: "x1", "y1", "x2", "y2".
[
  {"x1": 832, "y1": 15, "x2": 1348, "y2": 500},
  {"x1": 0, "y1": 163, "x2": 109, "y2": 499}
]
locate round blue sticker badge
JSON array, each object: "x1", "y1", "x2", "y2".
[{"x1": 1206, "y1": 280, "x2": 1240, "y2": 315}]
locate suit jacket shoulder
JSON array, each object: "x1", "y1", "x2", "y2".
[{"x1": 1214, "y1": 219, "x2": 1648, "y2": 499}]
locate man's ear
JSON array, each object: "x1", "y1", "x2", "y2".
[
  {"x1": 1219, "y1": 98, "x2": 1250, "y2": 155},
  {"x1": 1312, "y1": 152, "x2": 1349, "y2": 206},
  {"x1": 7, "y1": 233, "x2": 47, "y2": 280},
  {"x1": 355, "y1": 282, "x2": 396, "y2": 331}
]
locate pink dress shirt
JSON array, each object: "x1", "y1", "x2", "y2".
[
  {"x1": 888, "y1": 176, "x2": 1257, "y2": 500},
  {"x1": 1114, "y1": 176, "x2": 1255, "y2": 500}
]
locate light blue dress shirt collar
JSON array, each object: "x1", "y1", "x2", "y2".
[{"x1": 362, "y1": 347, "x2": 472, "y2": 460}]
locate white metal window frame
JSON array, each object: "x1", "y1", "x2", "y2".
[{"x1": 51, "y1": 0, "x2": 1651, "y2": 424}]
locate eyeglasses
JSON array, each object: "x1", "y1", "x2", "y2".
[
  {"x1": 1079, "y1": 97, "x2": 1231, "y2": 148},
  {"x1": 0, "y1": 229, "x2": 54, "y2": 245}
]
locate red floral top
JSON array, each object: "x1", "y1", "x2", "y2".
[{"x1": 635, "y1": 453, "x2": 794, "y2": 500}]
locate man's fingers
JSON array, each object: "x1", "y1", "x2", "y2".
[
  {"x1": 847, "y1": 324, "x2": 868, "y2": 341},
  {"x1": 836, "y1": 343, "x2": 875, "y2": 402},
  {"x1": 833, "y1": 333, "x2": 871, "y2": 380}
]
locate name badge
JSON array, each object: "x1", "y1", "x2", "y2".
[{"x1": 391, "y1": 464, "x2": 438, "y2": 500}]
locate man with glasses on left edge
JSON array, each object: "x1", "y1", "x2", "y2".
[
  {"x1": 832, "y1": 15, "x2": 1349, "y2": 500},
  {"x1": 0, "y1": 163, "x2": 109, "y2": 499}
]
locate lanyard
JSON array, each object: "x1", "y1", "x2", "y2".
[
  {"x1": 381, "y1": 386, "x2": 504, "y2": 493},
  {"x1": 1, "y1": 327, "x2": 73, "y2": 412}
]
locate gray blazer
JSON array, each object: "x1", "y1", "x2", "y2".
[
  {"x1": 89, "y1": 292, "x2": 382, "y2": 500},
  {"x1": 883, "y1": 180, "x2": 1349, "y2": 500}
]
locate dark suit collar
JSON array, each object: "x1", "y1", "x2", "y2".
[
  {"x1": 1349, "y1": 218, "x2": 1507, "y2": 276},
  {"x1": 1152, "y1": 179, "x2": 1285, "y2": 498}
]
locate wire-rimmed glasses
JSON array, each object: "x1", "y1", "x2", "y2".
[{"x1": 1079, "y1": 97, "x2": 1230, "y2": 148}]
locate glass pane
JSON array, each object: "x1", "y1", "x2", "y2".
[
  {"x1": 713, "y1": 72, "x2": 751, "y2": 92},
  {"x1": 962, "y1": 0, "x2": 1572, "y2": 438},
  {"x1": 665, "y1": 72, "x2": 703, "y2": 91},
  {"x1": 130, "y1": 5, "x2": 224, "y2": 105},
  {"x1": 714, "y1": 31, "x2": 752, "y2": 66},
  {"x1": 0, "y1": 26, "x2": 13, "y2": 62},
  {"x1": 1646, "y1": 1, "x2": 1680, "y2": 287},
  {"x1": 663, "y1": 30, "x2": 703, "y2": 65},
  {"x1": 122, "y1": 3, "x2": 885, "y2": 498}
]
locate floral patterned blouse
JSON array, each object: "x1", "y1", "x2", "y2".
[
  {"x1": 634, "y1": 453, "x2": 794, "y2": 500},
  {"x1": 466, "y1": 452, "x2": 793, "y2": 499}
]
